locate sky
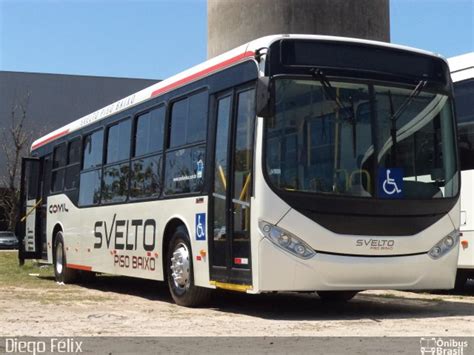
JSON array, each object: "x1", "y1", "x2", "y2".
[{"x1": 0, "y1": 0, "x2": 472, "y2": 80}]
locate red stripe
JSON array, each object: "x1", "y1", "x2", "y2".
[
  {"x1": 32, "y1": 51, "x2": 254, "y2": 150},
  {"x1": 32, "y1": 129, "x2": 70, "y2": 150},
  {"x1": 67, "y1": 263, "x2": 92, "y2": 272},
  {"x1": 151, "y1": 51, "x2": 255, "y2": 98}
]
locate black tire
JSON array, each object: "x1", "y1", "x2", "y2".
[
  {"x1": 454, "y1": 271, "x2": 468, "y2": 290},
  {"x1": 317, "y1": 291, "x2": 359, "y2": 302},
  {"x1": 166, "y1": 226, "x2": 212, "y2": 307},
  {"x1": 53, "y1": 231, "x2": 78, "y2": 284}
]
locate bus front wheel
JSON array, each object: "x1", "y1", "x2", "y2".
[
  {"x1": 166, "y1": 226, "x2": 212, "y2": 307},
  {"x1": 317, "y1": 291, "x2": 359, "y2": 302},
  {"x1": 53, "y1": 231, "x2": 78, "y2": 284}
]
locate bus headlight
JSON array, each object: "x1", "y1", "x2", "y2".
[
  {"x1": 259, "y1": 221, "x2": 316, "y2": 259},
  {"x1": 428, "y1": 230, "x2": 460, "y2": 260}
]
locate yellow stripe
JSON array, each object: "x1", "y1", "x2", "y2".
[
  {"x1": 218, "y1": 164, "x2": 227, "y2": 189},
  {"x1": 20, "y1": 198, "x2": 42, "y2": 222},
  {"x1": 239, "y1": 173, "x2": 251, "y2": 201},
  {"x1": 210, "y1": 281, "x2": 252, "y2": 292}
]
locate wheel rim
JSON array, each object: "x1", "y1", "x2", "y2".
[
  {"x1": 56, "y1": 243, "x2": 64, "y2": 275},
  {"x1": 170, "y1": 242, "x2": 190, "y2": 290}
]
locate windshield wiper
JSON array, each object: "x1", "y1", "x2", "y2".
[
  {"x1": 387, "y1": 80, "x2": 427, "y2": 164},
  {"x1": 391, "y1": 80, "x2": 427, "y2": 122},
  {"x1": 310, "y1": 68, "x2": 357, "y2": 157},
  {"x1": 310, "y1": 68, "x2": 354, "y2": 120}
]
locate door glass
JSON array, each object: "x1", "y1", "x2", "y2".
[
  {"x1": 213, "y1": 95, "x2": 231, "y2": 267},
  {"x1": 232, "y1": 89, "x2": 255, "y2": 268},
  {"x1": 23, "y1": 159, "x2": 40, "y2": 253},
  {"x1": 40, "y1": 156, "x2": 52, "y2": 257}
]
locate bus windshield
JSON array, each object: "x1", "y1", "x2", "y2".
[{"x1": 265, "y1": 78, "x2": 459, "y2": 199}]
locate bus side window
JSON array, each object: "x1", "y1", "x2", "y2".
[
  {"x1": 130, "y1": 106, "x2": 165, "y2": 200},
  {"x1": 41, "y1": 155, "x2": 52, "y2": 200},
  {"x1": 51, "y1": 143, "x2": 67, "y2": 192},
  {"x1": 164, "y1": 90, "x2": 208, "y2": 195},
  {"x1": 102, "y1": 119, "x2": 131, "y2": 204},
  {"x1": 79, "y1": 129, "x2": 103, "y2": 206},
  {"x1": 65, "y1": 138, "x2": 81, "y2": 190}
]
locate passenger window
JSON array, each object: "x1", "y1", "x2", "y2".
[
  {"x1": 67, "y1": 139, "x2": 81, "y2": 164},
  {"x1": 79, "y1": 170, "x2": 101, "y2": 206},
  {"x1": 107, "y1": 119, "x2": 131, "y2": 164},
  {"x1": 169, "y1": 100, "x2": 187, "y2": 147},
  {"x1": 164, "y1": 90, "x2": 208, "y2": 196},
  {"x1": 102, "y1": 163, "x2": 130, "y2": 204},
  {"x1": 130, "y1": 106, "x2": 165, "y2": 200},
  {"x1": 51, "y1": 143, "x2": 66, "y2": 192},
  {"x1": 83, "y1": 130, "x2": 103, "y2": 169},
  {"x1": 187, "y1": 91, "x2": 208, "y2": 143},
  {"x1": 80, "y1": 130, "x2": 103, "y2": 205},
  {"x1": 130, "y1": 155, "x2": 162, "y2": 199},
  {"x1": 41, "y1": 155, "x2": 52, "y2": 199},
  {"x1": 164, "y1": 145, "x2": 205, "y2": 195},
  {"x1": 65, "y1": 138, "x2": 81, "y2": 190},
  {"x1": 135, "y1": 106, "x2": 165, "y2": 156},
  {"x1": 51, "y1": 169, "x2": 65, "y2": 193},
  {"x1": 169, "y1": 90, "x2": 208, "y2": 148},
  {"x1": 53, "y1": 144, "x2": 67, "y2": 169}
]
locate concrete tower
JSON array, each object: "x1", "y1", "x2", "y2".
[{"x1": 208, "y1": 0, "x2": 390, "y2": 58}]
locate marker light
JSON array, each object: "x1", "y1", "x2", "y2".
[
  {"x1": 428, "y1": 230, "x2": 460, "y2": 260},
  {"x1": 259, "y1": 221, "x2": 316, "y2": 259}
]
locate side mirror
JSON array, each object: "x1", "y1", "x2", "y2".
[{"x1": 256, "y1": 77, "x2": 272, "y2": 118}]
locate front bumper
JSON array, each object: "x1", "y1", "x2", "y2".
[{"x1": 258, "y1": 238, "x2": 458, "y2": 292}]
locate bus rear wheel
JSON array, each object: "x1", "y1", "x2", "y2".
[
  {"x1": 317, "y1": 291, "x2": 359, "y2": 302},
  {"x1": 166, "y1": 226, "x2": 212, "y2": 307},
  {"x1": 53, "y1": 231, "x2": 78, "y2": 284}
]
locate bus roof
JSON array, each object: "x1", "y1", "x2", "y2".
[
  {"x1": 448, "y1": 52, "x2": 474, "y2": 83},
  {"x1": 31, "y1": 34, "x2": 447, "y2": 151}
]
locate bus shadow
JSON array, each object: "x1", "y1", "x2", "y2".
[
  {"x1": 208, "y1": 289, "x2": 474, "y2": 321},
  {"x1": 75, "y1": 274, "x2": 173, "y2": 302},
  {"x1": 73, "y1": 275, "x2": 474, "y2": 322},
  {"x1": 426, "y1": 278, "x2": 474, "y2": 296}
]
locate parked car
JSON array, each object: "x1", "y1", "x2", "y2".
[{"x1": 0, "y1": 231, "x2": 19, "y2": 249}]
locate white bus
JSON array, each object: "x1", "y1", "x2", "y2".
[
  {"x1": 449, "y1": 52, "x2": 474, "y2": 289},
  {"x1": 18, "y1": 35, "x2": 461, "y2": 306}
]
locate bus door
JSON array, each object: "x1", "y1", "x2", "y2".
[
  {"x1": 18, "y1": 157, "x2": 43, "y2": 261},
  {"x1": 210, "y1": 86, "x2": 255, "y2": 286}
]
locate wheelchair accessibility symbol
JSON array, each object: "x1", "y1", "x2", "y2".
[
  {"x1": 195, "y1": 213, "x2": 206, "y2": 241},
  {"x1": 378, "y1": 168, "x2": 403, "y2": 198}
]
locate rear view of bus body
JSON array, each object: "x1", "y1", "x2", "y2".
[{"x1": 449, "y1": 52, "x2": 474, "y2": 289}]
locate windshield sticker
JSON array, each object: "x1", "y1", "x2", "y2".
[
  {"x1": 196, "y1": 159, "x2": 204, "y2": 179},
  {"x1": 378, "y1": 168, "x2": 403, "y2": 198}
]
